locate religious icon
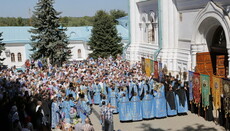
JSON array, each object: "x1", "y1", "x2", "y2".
[
  {"x1": 224, "y1": 84, "x2": 230, "y2": 93},
  {"x1": 215, "y1": 82, "x2": 218, "y2": 89},
  {"x1": 202, "y1": 80, "x2": 207, "y2": 87},
  {"x1": 195, "y1": 77, "x2": 199, "y2": 85}
]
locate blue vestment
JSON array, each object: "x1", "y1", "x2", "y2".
[
  {"x1": 109, "y1": 91, "x2": 118, "y2": 113},
  {"x1": 60, "y1": 100, "x2": 70, "y2": 123},
  {"x1": 130, "y1": 96, "x2": 142, "y2": 121},
  {"x1": 176, "y1": 86, "x2": 188, "y2": 113},
  {"x1": 154, "y1": 85, "x2": 167, "y2": 118},
  {"x1": 166, "y1": 91, "x2": 177, "y2": 116},
  {"x1": 93, "y1": 84, "x2": 101, "y2": 104},
  {"x1": 76, "y1": 100, "x2": 90, "y2": 124},
  {"x1": 142, "y1": 94, "x2": 153, "y2": 119},
  {"x1": 118, "y1": 96, "x2": 132, "y2": 121},
  {"x1": 51, "y1": 102, "x2": 60, "y2": 128}
]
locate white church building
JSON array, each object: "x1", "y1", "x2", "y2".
[
  {"x1": 127, "y1": 0, "x2": 230, "y2": 77},
  {"x1": 0, "y1": 22, "x2": 128, "y2": 68}
]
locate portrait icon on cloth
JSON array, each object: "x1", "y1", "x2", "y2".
[
  {"x1": 202, "y1": 80, "x2": 207, "y2": 87},
  {"x1": 195, "y1": 78, "x2": 199, "y2": 85},
  {"x1": 224, "y1": 84, "x2": 230, "y2": 93},
  {"x1": 215, "y1": 82, "x2": 218, "y2": 89}
]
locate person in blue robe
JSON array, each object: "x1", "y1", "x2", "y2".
[
  {"x1": 118, "y1": 94, "x2": 132, "y2": 121},
  {"x1": 86, "y1": 88, "x2": 92, "y2": 105},
  {"x1": 60, "y1": 98, "x2": 71, "y2": 123},
  {"x1": 175, "y1": 81, "x2": 188, "y2": 114},
  {"x1": 51, "y1": 97, "x2": 60, "y2": 129},
  {"x1": 93, "y1": 82, "x2": 101, "y2": 104},
  {"x1": 142, "y1": 91, "x2": 153, "y2": 119},
  {"x1": 76, "y1": 93, "x2": 91, "y2": 124},
  {"x1": 154, "y1": 83, "x2": 167, "y2": 118},
  {"x1": 130, "y1": 92, "x2": 142, "y2": 121},
  {"x1": 166, "y1": 83, "x2": 177, "y2": 116},
  {"x1": 129, "y1": 81, "x2": 139, "y2": 100},
  {"x1": 109, "y1": 88, "x2": 118, "y2": 113}
]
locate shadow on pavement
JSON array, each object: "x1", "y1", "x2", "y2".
[
  {"x1": 177, "y1": 123, "x2": 218, "y2": 131},
  {"x1": 138, "y1": 123, "x2": 219, "y2": 131},
  {"x1": 137, "y1": 123, "x2": 170, "y2": 131}
]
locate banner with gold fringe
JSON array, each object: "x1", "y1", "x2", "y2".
[
  {"x1": 222, "y1": 78, "x2": 230, "y2": 117},
  {"x1": 154, "y1": 61, "x2": 159, "y2": 79},
  {"x1": 212, "y1": 76, "x2": 222, "y2": 110},
  {"x1": 141, "y1": 57, "x2": 145, "y2": 74},
  {"x1": 193, "y1": 72, "x2": 201, "y2": 105},
  {"x1": 200, "y1": 74, "x2": 210, "y2": 108},
  {"x1": 145, "y1": 58, "x2": 151, "y2": 77},
  {"x1": 150, "y1": 60, "x2": 154, "y2": 75},
  {"x1": 189, "y1": 71, "x2": 194, "y2": 101}
]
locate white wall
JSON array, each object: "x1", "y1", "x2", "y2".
[
  {"x1": 2, "y1": 43, "x2": 26, "y2": 68},
  {"x1": 69, "y1": 41, "x2": 88, "y2": 61}
]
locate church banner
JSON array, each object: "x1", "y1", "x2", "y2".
[
  {"x1": 150, "y1": 60, "x2": 154, "y2": 75},
  {"x1": 193, "y1": 72, "x2": 201, "y2": 105},
  {"x1": 145, "y1": 58, "x2": 151, "y2": 77},
  {"x1": 141, "y1": 57, "x2": 145, "y2": 74},
  {"x1": 212, "y1": 76, "x2": 222, "y2": 110},
  {"x1": 200, "y1": 74, "x2": 210, "y2": 108},
  {"x1": 222, "y1": 78, "x2": 230, "y2": 116},
  {"x1": 154, "y1": 61, "x2": 159, "y2": 79},
  {"x1": 189, "y1": 71, "x2": 194, "y2": 101},
  {"x1": 159, "y1": 62, "x2": 163, "y2": 82}
]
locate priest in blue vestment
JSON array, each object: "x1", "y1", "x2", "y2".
[
  {"x1": 76, "y1": 93, "x2": 91, "y2": 124},
  {"x1": 142, "y1": 91, "x2": 153, "y2": 119},
  {"x1": 60, "y1": 98, "x2": 71, "y2": 123},
  {"x1": 51, "y1": 97, "x2": 60, "y2": 129},
  {"x1": 109, "y1": 88, "x2": 118, "y2": 113},
  {"x1": 154, "y1": 83, "x2": 167, "y2": 118},
  {"x1": 130, "y1": 92, "x2": 142, "y2": 121},
  {"x1": 175, "y1": 81, "x2": 188, "y2": 114},
  {"x1": 118, "y1": 94, "x2": 132, "y2": 121},
  {"x1": 93, "y1": 81, "x2": 101, "y2": 104},
  {"x1": 166, "y1": 83, "x2": 177, "y2": 116}
]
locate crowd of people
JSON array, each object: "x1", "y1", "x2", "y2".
[{"x1": 1, "y1": 55, "x2": 228, "y2": 131}]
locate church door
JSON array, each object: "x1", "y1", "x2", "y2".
[
  {"x1": 216, "y1": 55, "x2": 227, "y2": 78},
  {"x1": 196, "y1": 52, "x2": 213, "y2": 76}
]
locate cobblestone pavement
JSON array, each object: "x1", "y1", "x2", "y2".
[{"x1": 89, "y1": 105, "x2": 225, "y2": 131}]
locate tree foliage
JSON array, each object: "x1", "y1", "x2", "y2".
[
  {"x1": 110, "y1": 9, "x2": 128, "y2": 24},
  {"x1": 88, "y1": 10, "x2": 123, "y2": 59},
  {"x1": 0, "y1": 9, "x2": 127, "y2": 26},
  {"x1": 29, "y1": 0, "x2": 71, "y2": 66},
  {"x1": 0, "y1": 32, "x2": 5, "y2": 62}
]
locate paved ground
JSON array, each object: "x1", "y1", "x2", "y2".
[{"x1": 89, "y1": 105, "x2": 225, "y2": 131}]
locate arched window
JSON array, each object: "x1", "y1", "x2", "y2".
[
  {"x1": 18, "y1": 53, "x2": 22, "y2": 62},
  {"x1": 11, "y1": 53, "x2": 15, "y2": 62},
  {"x1": 78, "y1": 49, "x2": 82, "y2": 58},
  {"x1": 148, "y1": 11, "x2": 156, "y2": 43}
]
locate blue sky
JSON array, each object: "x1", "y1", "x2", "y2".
[{"x1": 0, "y1": 0, "x2": 128, "y2": 18}]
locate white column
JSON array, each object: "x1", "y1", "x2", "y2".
[
  {"x1": 227, "y1": 48, "x2": 230, "y2": 78},
  {"x1": 191, "y1": 44, "x2": 198, "y2": 71}
]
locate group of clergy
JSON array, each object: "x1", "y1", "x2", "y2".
[
  {"x1": 0, "y1": 55, "x2": 189, "y2": 130},
  {"x1": 92, "y1": 75, "x2": 189, "y2": 122}
]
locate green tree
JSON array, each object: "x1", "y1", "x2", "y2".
[
  {"x1": 110, "y1": 9, "x2": 127, "y2": 24},
  {"x1": 88, "y1": 10, "x2": 123, "y2": 58},
  {"x1": 29, "y1": 0, "x2": 71, "y2": 66},
  {"x1": 0, "y1": 32, "x2": 5, "y2": 62}
]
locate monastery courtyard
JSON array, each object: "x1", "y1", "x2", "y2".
[{"x1": 89, "y1": 105, "x2": 225, "y2": 131}]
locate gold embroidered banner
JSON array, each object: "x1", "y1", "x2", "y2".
[
  {"x1": 212, "y1": 76, "x2": 222, "y2": 110},
  {"x1": 145, "y1": 59, "x2": 151, "y2": 77}
]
